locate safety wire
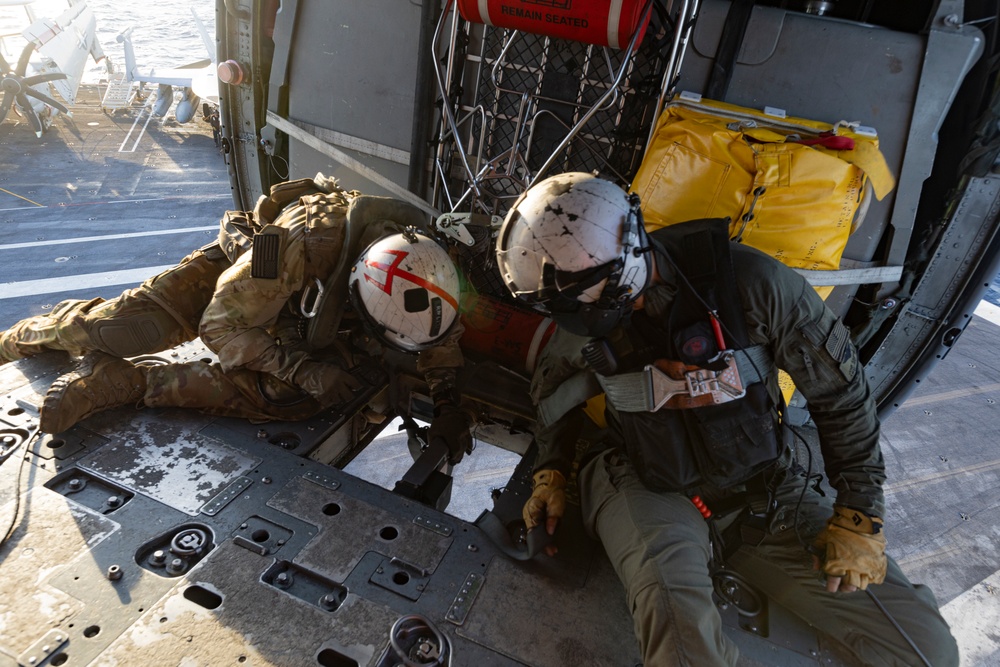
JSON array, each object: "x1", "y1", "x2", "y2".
[
  {"x1": 652, "y1": 242, "x2": 935, "y2": 667},
  {"x1": 266, "y1": 152, "x2": 290, "y2": 181}
]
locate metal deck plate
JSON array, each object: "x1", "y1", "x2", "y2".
[{"x1": 79, "y1": 411, "x2": 261, "y2": 516}]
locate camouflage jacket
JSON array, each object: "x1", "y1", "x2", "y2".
[{"x1": 199, "y1": 183, "x2": 462, "y2": 391}]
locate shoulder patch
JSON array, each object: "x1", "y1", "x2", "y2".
[
  {"x1": 825, "y1": 319, "x2": 858, "y2": 380},
  {"x1": 251, "y1": 229, "x2": 283, "y2": 279}
]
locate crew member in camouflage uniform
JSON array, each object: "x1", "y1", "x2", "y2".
[
  {"x1": 0, "y1": 176, "x2": 342, "y2": 365},
  {"x1": 496, "y1": 173, "x2": 957, "y2": 666},
  {"x1": 0, "y1": 175, "x2": 471, "y2": 462}
]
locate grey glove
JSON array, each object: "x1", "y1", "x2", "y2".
[
  {"x1": 428, "y1": 402, "x2": 473, "y2": 465},
  {"x1": 292, "y1": 360, "x2": 361, "y2": 406}
]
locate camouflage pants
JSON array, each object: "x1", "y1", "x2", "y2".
[
  {"x1": 144, "y1": 361, "x2": 323, "y2": 421},
  {"x1": 0, "y1": 250, "x2": 228, "y2": 363},
  {"x1": 2, "y1": 246, "x2": 329, "y2": 420},
  {"x1": 579, "y1": 450, "x2": 959, "y2": 667}
]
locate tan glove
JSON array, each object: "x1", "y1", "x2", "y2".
[
  {"x1": 523, "y1": 469, "x2": 567, "y2": 534},
  {"x1": 292, "y1": 360, "x2": 362, "y2": 406},
  {"x1": 813, "y1": 505, "x2": 887, "y2": 592}
]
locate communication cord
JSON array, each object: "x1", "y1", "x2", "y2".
[
  {"x1": 866, "y1": 588, "x2": 934, "y2": 667},
  {"x1": 1, "y1": 431, "x2": 34, "y2": 547}
]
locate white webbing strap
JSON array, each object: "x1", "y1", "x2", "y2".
[
  {"x1": 596, "y1": 345, "x2": 772, "y2": 413},
  {"x1": 535, "y1": 345, "x2": 772, "y2": 424}
]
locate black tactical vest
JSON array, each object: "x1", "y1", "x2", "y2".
[{"x1": 603, "y1": 219, "x2": 781, "y2": 492}]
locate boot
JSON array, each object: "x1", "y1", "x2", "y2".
[{"x1": 40, "y1": 352, "x2": 147, "y2": 433}]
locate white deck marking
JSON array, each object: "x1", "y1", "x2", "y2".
[
  {"x1": 119, "y1": 102, "x2": 158, "y2": 153},
  {"x1": 0, "y1": 226, "x2": 216, "y2": 251},
  {"x1": 0, "y1": 195, "x2": 229, "y2": 213},
  {"x1": 900, "y1": 383, "x2": 1000, "y2": 408},
  {"x1": 974, "y1": 299, "x2": 1000, "y2": 326},
  {"x1": 940, "y1": 570, "x2": 1000, "y2": 665},
  {"x1": 0, "y1": 266, "x2": 174, "y2": 299}
]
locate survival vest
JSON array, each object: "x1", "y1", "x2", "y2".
[
  {"x1": 216, "y1": 175, "x2": 334, "y2": 264},
  {"x1": 253, "y1": 189, "x2": 379, "y2": 353},
  {"x1": 594, "y1": 219, "x2": 781, "y2": 491}
]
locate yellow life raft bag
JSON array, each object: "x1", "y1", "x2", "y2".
[{"x1": 630, "y1": 92, "x2": 896, "y2": 300}]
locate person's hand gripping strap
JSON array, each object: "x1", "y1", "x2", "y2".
[
  {"x1": 523, "y1": 469, "x2": 567, "y2": 549},
  {"x1": 292, "y1": 360, "x2": 361, "y2": 406},
  {"x1": 813, "y1": 505, "x2": 887, "y2": 593},
  {"x1": 428, "y1": 402, "x2": 473, "y2": 465}
]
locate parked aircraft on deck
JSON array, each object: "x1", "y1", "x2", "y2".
[
  {"x1": 0, "y1": 0, "x2": 108, "y2": 136},
  {"x1": 110, "y1": 8, "x2": 218, "y2": 124}
]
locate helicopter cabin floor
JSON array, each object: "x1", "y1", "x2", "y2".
[{"x1": 0, "y1": 86, "x2": 998, "y2": 666}]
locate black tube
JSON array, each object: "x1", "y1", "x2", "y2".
[
  {"x1": 866, "y1": 589, "x2": 934, "y2": 667},
  {"x1": 408, "y1": 0, "x2": 443, "y2": 198}
]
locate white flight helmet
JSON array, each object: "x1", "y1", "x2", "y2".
[
  {"x1": 496, "y1": 172, "x2": 651, "y2": 337},
  {"x1": 350, "y1": 230, "x2": 461, "y2": 352}
]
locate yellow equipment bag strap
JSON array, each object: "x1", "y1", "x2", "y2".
[{"x1": 665, "y1": 97, "x2": 896, "y2": 200}]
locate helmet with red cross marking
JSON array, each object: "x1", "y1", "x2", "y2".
[{"x1": 349, "y1": 230, "x2": 461, "y2": 352}]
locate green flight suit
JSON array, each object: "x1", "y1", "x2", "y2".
[{"x1": 531, "y1": 237, "x2": 958, "y2": 666}]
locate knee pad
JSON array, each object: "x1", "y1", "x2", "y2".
[{"x1": 90, "y1": 312, "x2": 180, "y2": 357}]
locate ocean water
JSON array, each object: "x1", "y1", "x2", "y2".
[
  {"x1": 0, "y1": 0, "x2": 214, "y2": 81},
  {"x1": 86, "y1": 0, "x2": 216, "y2": 81}
]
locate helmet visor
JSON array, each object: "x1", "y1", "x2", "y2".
[{"x1": 498, "y1": 245, "x2": 623, "y2": 304}]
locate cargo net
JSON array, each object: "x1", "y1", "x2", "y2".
[{"x1": 435, "y1": 20, "x2": 667, "y2": 298}]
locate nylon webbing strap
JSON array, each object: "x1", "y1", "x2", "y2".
[
  {"x1": 537, "y1": 371, "x2": 603, "y2": 428},
  {"x1": 738, "y1": 344, "x2": 772, "y2": 382},
  {"x1": 793, "y1": 265, "x2": 904, "y2": 286},
  {"x1": 476, "y1": 510, "x2": 553, "y2": 561},
  {"x1": 266, "y1": 112, "x2": 441, "y2": 219},
  {"x1": 597, "y1": 345, "x2": 772, "y2": 412},
  {"x1": 596, "y1": 369, "x2": 654, "y2": 412},
  {"x1": 706, "y1": 0, "x2": 756, "y2": 101}
]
